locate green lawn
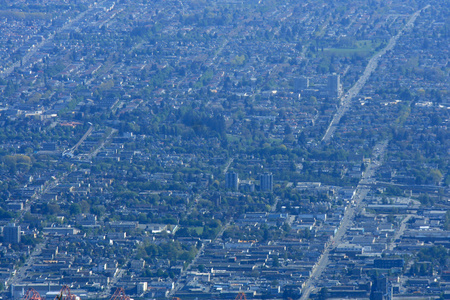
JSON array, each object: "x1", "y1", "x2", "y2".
[
  {"x1": 190, "y1": 226, "x2": 204, "y2": 235},
  {"x1": 322, "y1": 40, "x2": 383, "y2": 56}
]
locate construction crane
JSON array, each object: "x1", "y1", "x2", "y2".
[
  {"x1": 54, "y1": 285, "x2": 79, "y2": 300},
  {"x1": 235, "y1": 292, "x2": 247, "y2": 300},
  {"x1": 110, "y1": 288, "x2": 130, "y2": 300},
  {"x1": 22, "y1": 288, "x2": 42, "y2": 300}
]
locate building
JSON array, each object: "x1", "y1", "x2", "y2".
[
  {"x1": 42, "y1": 226, "x2": 80, "y2": 235},
  {"x1": 334, "y1": 243, "x2": 363, "y2": 255},
  {"x1": 137, "y1": 282, "x2": 148, "y2": 294},
  {"x1": 374, "y1": 258, "x2": 404, "y2": 269},
  {"x1": 260, "y1": 172, "x2": 273, "y2": 192},
  {"x1": 225, "y1": 172, "x2": 239, "y2": 190},
  {"x1": 370, "y1": 276, "x2": 392, "y2": 300},
  {"x1": 4, "y1": 223, "x2": 21, "y2": 244},
  {"x1": 11, "y1": 283, "x2": 62, "y2": 299},
  {"x1": 42, "y1": 142, "x2": 57, "y2": 151},
  {"x1": 294, "y1": 76, "x2": 309, "y2": 92},
  {"x1": 327, "y1": 73, "x2": 342, "y2": 98}
]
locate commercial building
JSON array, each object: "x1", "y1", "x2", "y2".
[
  {"x1": 374, "y1": 258, "x2": 404, "y2": 269},
  {"x1": 4, "y1": 223, "x2": 21, "y2": 244},
  {"x1": 294, "y1": 76, "x2": 309, "y2": 92},
  {"x1": 327, "y1": 73, "x2": 342, "y2": 98}
]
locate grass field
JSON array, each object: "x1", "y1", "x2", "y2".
[
  {"x1": 190, "y1": 226, "x2": 204, "y2": 235},
  {"x1": 322, "y1": 40, "x2": 384, "y2": 56}
]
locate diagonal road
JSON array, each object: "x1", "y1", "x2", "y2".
[
  {"x1": 322, "y1": 5, "x2": 430, "y2": 142},
  {"x1": 1, "y1": 1, "x2": 110, "y2": 78},
  {"x1": 389, "y1": 214, "x2": 412, "y2": 251},
  {"x1": 223, "y1": 157, "x2": 234, "y2": 174},
  {"x1": 300, "y1": 141, "x2": 388, "y2": 300}
]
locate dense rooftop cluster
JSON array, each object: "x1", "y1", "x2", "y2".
[{"x1": 0, "y1": 0, "x2": 448, "y2": 299}]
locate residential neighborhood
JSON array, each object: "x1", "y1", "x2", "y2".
[{"x1": 0, "y1": 0, "x2": 448, "y2": 299}]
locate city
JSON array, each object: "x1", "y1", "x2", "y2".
[{"x1": 0, "y1": 0, "x2": 448, "y2": 299}]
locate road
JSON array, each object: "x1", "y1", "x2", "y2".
[
  {"x1": 168, "y1": 242, "x2": 205, "y2": 298},
  {"x1": 100, "y1": 268, "x2": 127, "y2": 298},
  {"x1": 1, "y1": 1, "x2": 109, "y2": 78},
  {"x1": 8, "y1": 126, "x2": 118, "y2": 289},
  {"x1": 86, "y1": 128, "x2": 118, "y2": 160},
  {"x1": 223, "y1": 157, "x2": 234, "y2": 174},
  {"x1": 63, "y1": 125, "x2": 94, "y2": 157},
  {"x1": 7, "y1": 242, "x2": 45, "y2": 287},
  {"x1": 271, "y1": 196, "x2": 280, "y2": 212},
  {"x1": 300, "y1": 141, "x2": 388, "y2": 300},
  {"x1": 72, "y1": 126, "x2": 94, "y2": 151},
  {"x1": 169, "y1": 152, "x2": 238, "y2": 297},
  {"x1": 169, "y1": 216, "x2": 232, "y2": 298},
  {"x1": 321, "y1": 5, "x2": 430, "y2": 142},
  {"x1": 389, "y1": 214, "x2": 412, "y2": 251}
]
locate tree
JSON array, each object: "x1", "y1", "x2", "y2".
[
  {"x1": 272, "y1": 256, "x2": 280, "y2": 267},
  {"x1": 361, "y1": 162, "x2": 367, "y2": 172},
  {"x1": 45, "y1": 203, "x2": 61, "y2": 215},
  {"x1": 80, "y1": 200, "x2": 91, "y2": 213},
  {"x1": 70, "y1": 203, "x2": 82, "y2": 215},
  {"x1": 318, "y1": 287, "x2": 328, "y2": 300},
  {"x1": 283, "y1": 286, "x2": 300, "y2": 299},
  {"x1": 429, "y1": 169, "x2": 442, "y2": 185},
  {"x1": 2, "y1": 154, "x2": 32, "y2": 174}
]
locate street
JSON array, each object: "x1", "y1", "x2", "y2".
[
  {"x1": 321, "y1": 5, "x2": 429, "y2": 142},
  {"x1": 300, "y1": 141, "x2": 387, "y2": 300}
]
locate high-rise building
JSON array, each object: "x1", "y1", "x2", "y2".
[
  {"x1": 4, "y1": 223, "x2": 21, "y2": 244},
  {"x1": 260, "y1": 172, "x2": 273, "y2": 192},
  {"x1": 327, "y1": 73, "x2": 342, "y2": 98},
  {"x1": 294, "y1": 76, "x2": 309, "y2": 92},
  {"x1": 225, "y1": 172, "x2": 239, "y2": 190},
  {"x1": 370, "y1": 275, "x2": 392, "y2": 300}
]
